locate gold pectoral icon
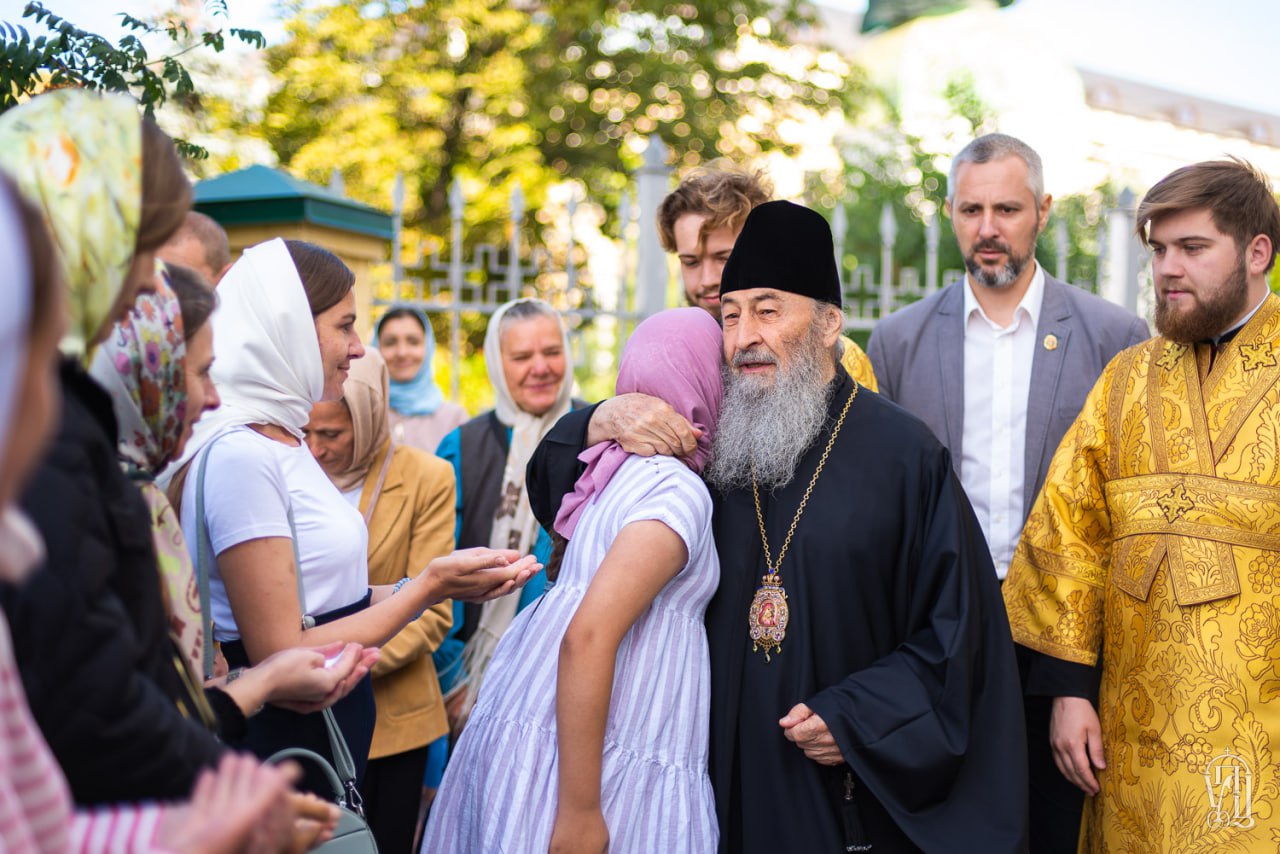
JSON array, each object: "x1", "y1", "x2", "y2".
[{"x1": 748, "y1": 573, "x2": 789, "y2": 662}]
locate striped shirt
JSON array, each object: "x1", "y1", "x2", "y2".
[{"x1": 0, "y1": 612, "x2": 170, "y2": 853}]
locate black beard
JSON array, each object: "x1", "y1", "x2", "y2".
[{"x1": 1154, "y1": 254, "x2": 1250, "y2": 344}]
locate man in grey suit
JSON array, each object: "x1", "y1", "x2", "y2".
[{"x1": 867, "y1": 133, "x2": 1148, "y2": 853}]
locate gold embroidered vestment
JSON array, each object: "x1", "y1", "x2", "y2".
[{"x1": 1004, "y1": 295, "x2": 1280, "y2": 852}]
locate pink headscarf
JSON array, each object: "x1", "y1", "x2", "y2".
[{"x1": 554, "y1": 307, "x2": 723, "y2": 538}]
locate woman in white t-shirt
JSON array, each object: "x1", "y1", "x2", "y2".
[{"x1": 165, "y1": 237, "x2": 539, "y2": 788}]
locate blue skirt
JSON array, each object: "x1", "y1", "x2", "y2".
[{"x1": 222, "y1": 591, "x2": 376, "y2": 794}]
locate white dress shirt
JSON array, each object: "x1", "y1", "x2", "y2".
[{"x1": 960, "y1": 263, "x2": 1045, "y2": 579}]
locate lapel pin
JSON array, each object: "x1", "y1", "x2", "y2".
[{"x1": 1043, "y1": 334, "x2": 1058, "y2": 351}]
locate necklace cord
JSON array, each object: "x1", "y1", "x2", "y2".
[{"x1": 751, "y1": 383, "x2": 858, "y2": 574}]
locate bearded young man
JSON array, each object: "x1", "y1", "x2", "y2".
[
  {"x1": 1002, "y1": 159, "x2": 1280, "y2": 852},
  {"x1": 529, "y1": 201, "x2": 1028, "y2": 852}
]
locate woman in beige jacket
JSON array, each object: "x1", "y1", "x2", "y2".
[{"x1": 305, "y1": 349, "x2": 456, "y2": 854}]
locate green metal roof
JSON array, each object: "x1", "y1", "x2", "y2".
[{"x1": 193, "y1": 165, "x2": 393, "y2": 240}]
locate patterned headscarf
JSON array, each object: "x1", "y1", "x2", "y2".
[
  {"x1": 0, "y1": 89, "x2": 143, "y2": 362},
  {"x1": 89, "y1": 278, "x2": 203, "y2": 675},
  {"x1": 90, "y1": 276, "x2": 188, "y2": 474}
]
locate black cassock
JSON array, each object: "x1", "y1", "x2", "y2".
[
  {"x1": 707, "y1": 371, "x2": 1026, "y2": 853},
  {"x1": 527, "y1": 370, "x2": 1028, "y2": 853}
]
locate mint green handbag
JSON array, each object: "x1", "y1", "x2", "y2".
[{"x1": 268, "y1": 748, "x2": 379, "y2": 854}]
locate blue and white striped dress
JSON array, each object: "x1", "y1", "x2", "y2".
[{"x1": 424, "y1": 454, "x2": 720, "y2": 853}]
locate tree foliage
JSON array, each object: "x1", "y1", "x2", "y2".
[
  {"x1": 0, "y1": 2, "x2": 264, "y2": 158},
  {"x1": 262, "y1": 0, "x2": 866, "y2": 239}
]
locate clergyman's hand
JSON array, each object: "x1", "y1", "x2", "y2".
[
  {"x1": 586, "y1": 393, "x2": 700, "y2": 457},
  {"x1": 1050, "y1": 695, "x2": 1105, "y2": 796},
  {"x1": 780, "y1": 703, "x2": 844, "y2": 766}
]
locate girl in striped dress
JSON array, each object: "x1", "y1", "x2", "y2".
[{"x1": 425, "y1": 307, "x2": 724, "y2": 853}]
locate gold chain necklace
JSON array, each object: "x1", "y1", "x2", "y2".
[{"x1": 748, "y1": 383, "x2": 858, "y2": 661}]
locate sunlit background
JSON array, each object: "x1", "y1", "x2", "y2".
[{"x1": 4, "y1": 0, "x2": 1276, "y2": 408}]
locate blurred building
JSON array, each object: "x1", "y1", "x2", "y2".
[{"x1": 806, "y1": 0, "x2": 1280, "y2": 196}]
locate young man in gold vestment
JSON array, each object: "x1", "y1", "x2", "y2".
[{"x1": 1003, "y1": 159, "x2": 1280, "y2": 852}]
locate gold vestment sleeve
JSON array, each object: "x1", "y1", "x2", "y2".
[{"x1": 1003, "y1": 354, "x2": 1120, "y2": 666}]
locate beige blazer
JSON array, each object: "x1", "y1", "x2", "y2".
[{"x1": 360, "y1": 442, "x2": 456, "y2": 759}]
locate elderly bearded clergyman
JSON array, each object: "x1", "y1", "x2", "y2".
[{"x1": 529, "y1": 200, "x2": 1029, "y2": 852}]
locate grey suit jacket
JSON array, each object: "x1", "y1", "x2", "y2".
[{"x1": 866, "y1": 273, "x2": 1150, "y2": 512}]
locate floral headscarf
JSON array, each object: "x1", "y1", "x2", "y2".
[
  {"x1": 89, "y1": 278, "x2": 203, "y2": 676},
  {"x1": 0, "y1": 89, "x2": 142, "y2": 361},
  {"x1": 90, "y1": 276, "x2": 188, "y2": 474}
]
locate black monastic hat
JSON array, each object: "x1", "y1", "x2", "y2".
[{"x1": 719, "y1": 200, "x2": 842, "y2": 308}]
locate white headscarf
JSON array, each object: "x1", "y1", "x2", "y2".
[
  {"x1": 0, "y1": 180, "x2": 46, "y2": 582},
  {"x1": 160, "y1": 238, "x2": 324, "y2": 484},
  {"x1": 483, "y1": 298, "x2": 575, "y2": 431}
]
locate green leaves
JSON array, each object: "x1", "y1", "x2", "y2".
[
  {"x1": 262, "y1": 0, "x2": 863, "y2": 240},
  {"x1": 0, "y1": 2, "x2": 265, "y2": 159}
]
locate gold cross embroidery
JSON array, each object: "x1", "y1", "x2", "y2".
[
  {"x1": 1240, "y1": 342, "x2": 1277, "y2": 371},
  {"x1": 1156, "y1": 344, "x2": 1186, "y2": 372},
  {"x1": 1157, "y1": 483, "x2": 1194, "y2": 523}
]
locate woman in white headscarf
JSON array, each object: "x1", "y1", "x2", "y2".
[
  {"x1": 434, "y1": 297, "x2": 585, "y2": 725},
  {"x1": 167, "y1": 238, "x2": 540, "y2": 789}
]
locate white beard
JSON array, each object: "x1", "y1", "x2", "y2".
[{"x1": 706, "y1": 326, "x2": 833, "y2": 494}]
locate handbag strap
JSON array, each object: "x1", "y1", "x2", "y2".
[
  {"x1": 194, "y1": 433, "x2": 225, "y2": 681},
  {"x1": 267, "y1": 747, "x2": 346, "y2": 802},
  {"x1": 322, "y1": 707, "x2": 363, "y2": 813}
]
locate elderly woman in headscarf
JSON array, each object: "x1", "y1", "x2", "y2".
[
  {"x1": 304, "y1": 348, "x2": 457, "y2": 853},
  {"x1": 435, "y1": 297, "x2": 587, "y2": 723},
  {"x1": 0, "y1": 88, "x2": 236, "y2": 803},
  {"x1": 0, "y1": 145, "x2": 303, "y2": 853},
  {"x1": 375, "y1": 305, "x2": 469, "y2": 452}
]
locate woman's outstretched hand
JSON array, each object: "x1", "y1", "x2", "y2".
[{"x1": 417, "y1": 548, "x2": 543, "y2": 603}]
